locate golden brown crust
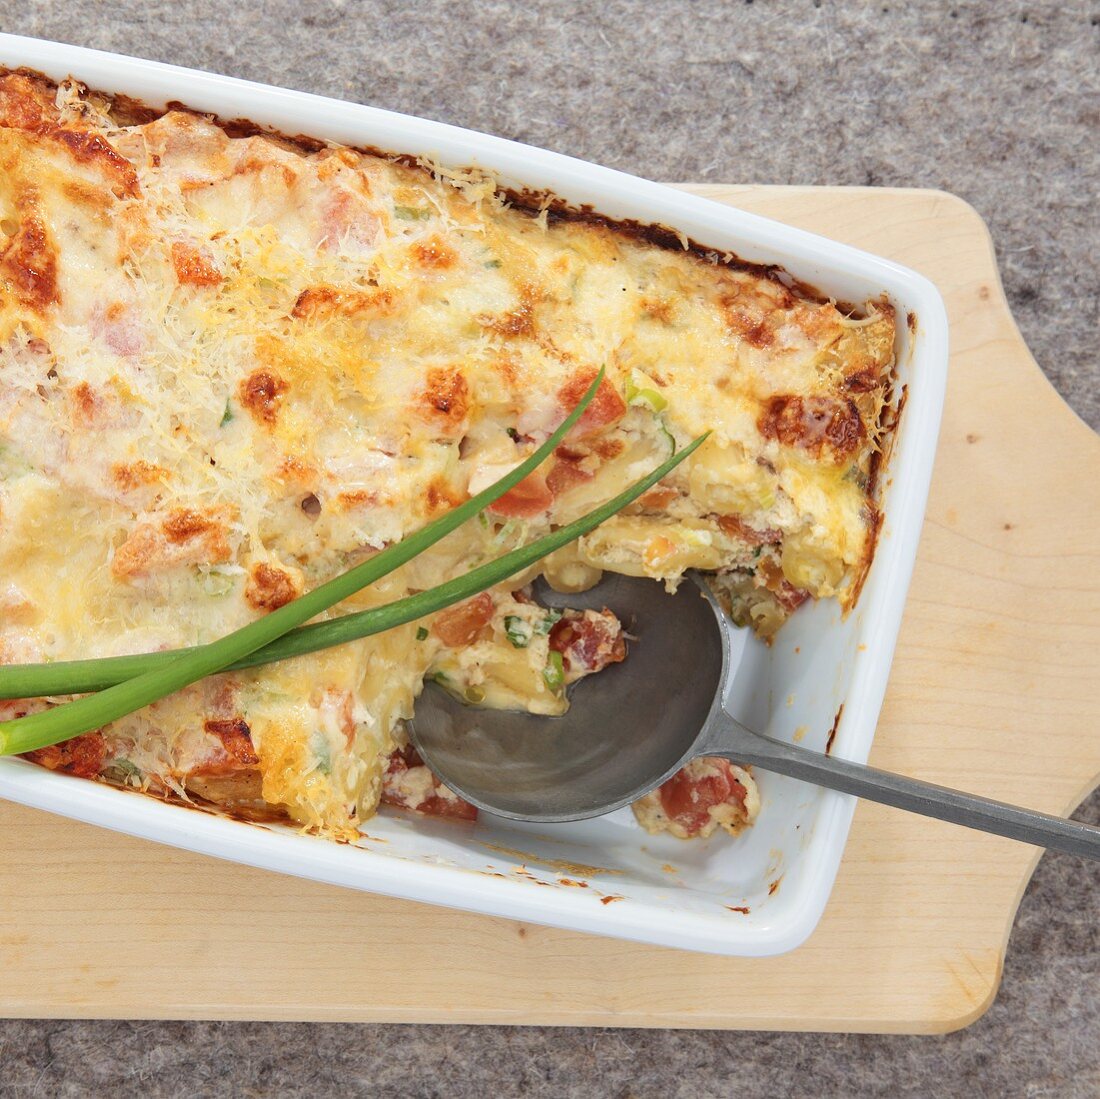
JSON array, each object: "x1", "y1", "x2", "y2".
[
  {"x1": 0, "y1": 186, "x2": 58, "y2": 311},
  {"x1": 170, "y1": 240, "x2": 222, "y2": 286},
  {"x1": 419, "y1": 367, "x2": 469, "y2": 435},
  {"x1": 244, "y1": 562, "x2": 302, "y2": 611},
  {"x1": 111, "y1": 460, "x2": 169, "y2": 492},
  {"x1": 22, "y1": 732, "x2": 107, "y2": 779},
  {"x1": 239, "y1": 368, "x2": 288, "y2": 426},
  {"x1": 757, "y1": 395, "x2": 866, "y2": 462},
  {"x1": 291, "y1": 285, "x2": 396, "y2": 321},
  {"x1": 201, "y1": 717, "x2": 260, "y2": 768}
]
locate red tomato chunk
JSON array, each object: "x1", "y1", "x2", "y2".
[{"x1": 658, "y1": 758, "x2": 749, "y2": 838}]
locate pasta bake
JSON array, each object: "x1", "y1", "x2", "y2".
[{"x1": 0, "y1": 70, "x2": 896, "y2": 841}]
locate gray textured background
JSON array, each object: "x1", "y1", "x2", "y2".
[{"x1": 1, "y1": 2, "x2": 1097, "y2": 1096}]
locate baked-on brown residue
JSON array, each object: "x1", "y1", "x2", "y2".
[
  {"x1": 825, "y1": 703, "x2": 844, "y2": 756},
  {"x1": 52, "y1": 127, "x2": 140, "y2": 197},
  {"x1": 480, "y1": 842, "x2": 623, "y2": 877},
  {"x1": 505, "y1": 187, "x2": 832, "y2": 304},
  {"x1": 0, "y1": 72, "x2": 139, "y2": 198}
]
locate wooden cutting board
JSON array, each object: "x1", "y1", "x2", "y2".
[{"x1": 2, "y1": 187, "x2": 1097, "y2": 1033}]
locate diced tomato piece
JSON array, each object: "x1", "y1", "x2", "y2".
[
  {"x1": 548, "y1": 609, "x2": 626, "y2": 674},
  {"x1": 320, "y1": 187, "x2": 380, "y2": 253},
  {"x1": 412, "y1": 793, "x2": 479, "y2": 820},
  {"x1": 381, "y1": 745, "x2": 478, "y2": 821},
  {"x1": 637, "y1": 486, "x2": 679, "y2": 510},
  {"x1": 23, "y1": 732, "x2": 107, "y2": 779},
  {"x1": 554, "y1": 444, "x2": 587, "y2": 461},
  {"x1": 717, "y1": 514, "x2": 782, "y2": 545},
  {"x1": 557, "y1": 371, "x2": 627, "y2": 438},
  {"x1": 91, "y1": 300, "x2": 146, "y2": 359},
  {"x1": 773, "y1": 583, "x2": 810, "y2": 612},
  {"x1": 658, "y1": 758, "x2": 748, "y2": 838},
  {"x1": 489, "y1": 470, "x2": 553, "y2": 517},
  {"x1": 432, "y1": 592, "x2": 494, "y2": 647},
  {"x1": 755, "y1": 557, "x2": 810, "y2": 611},
  {"x1": 545, "y1": 456, "x2": 593, "y2": 496}
]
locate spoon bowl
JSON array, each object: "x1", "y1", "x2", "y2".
[{"x1": 410, "y1": 574, "x2": 725, "y2": 821}]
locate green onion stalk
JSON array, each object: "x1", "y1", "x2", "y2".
[
  {"x1": 0, "y1": 377, "x2": 707, "y2": 755},
  {"x1": 0, "y1": 370, "x2": 601, "y2": 755}
]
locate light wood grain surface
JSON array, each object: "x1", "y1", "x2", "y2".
[{"x1": 1, "y1": 186, "x2": 1097, "y2": 1033}]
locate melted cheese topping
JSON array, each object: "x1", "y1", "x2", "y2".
[{"x1": 0, "y1": 72, "x2": 896, "y2": 838}]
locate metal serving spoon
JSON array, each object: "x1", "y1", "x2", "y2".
[{"x1": 409, "y1": 573, "x2": 1100, "y2": 860}]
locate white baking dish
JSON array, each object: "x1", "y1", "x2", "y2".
[{"x1": 0, "y1": 33, "x2": 947, "y2": 956}]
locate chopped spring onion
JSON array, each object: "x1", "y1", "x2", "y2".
[
  {"x1": 309, "y1": 731, "x2": 332, "y2": 775},
  {"x1": 543, "y1": 650, "x2": 565, "y2": 694},
  {"x1": 415, "y1": 627, "x2": 429, "y2": 641},
  {"x1": 625, "y1": 371, "x2": 669, "y2": 414},
  {"x1": 659, "y1": 423, "x2": 678, "y2": 455},
  {"x1": 102, "y1": 758, "x2": 141, "y2": 784},
  {"x1": 504, "y1": 615, "x2": 533, "y2": 649},
  {"x1": 198, "y1": 566, "x2": 237, "y2": 597},
  {"x1": 394, "y1": 205, "x2": 431, "y2": 221},
  {"x1": 533, "y1": 610, "x2": 562, "y2": 636},
  {"x1": 0, "y1": 371, "x2": 610, "y2": 755},
  {"x1": 220, "y1": 401, "x2": 233, "y2": 426},
  {"x1": 463, "y1": 686, "x2": 486, "y2": 704},
  {"x1": 493, "y1": 518, "x2": 524, "y2": 547}
]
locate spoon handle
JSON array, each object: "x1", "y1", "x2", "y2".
[{"x1": 706, "y1": 715, "x2": 1100, "y2": 861}]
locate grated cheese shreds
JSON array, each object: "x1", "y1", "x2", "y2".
[{"x1": 0, "y1": 71, "x2": 896, "y2": 839}]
